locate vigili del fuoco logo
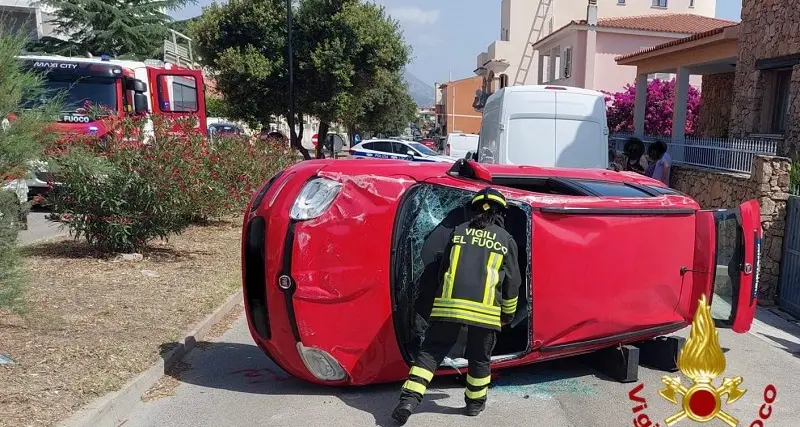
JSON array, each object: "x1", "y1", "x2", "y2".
[{"x1": 627, "y1": 295, "x2": 778, "y2": 427}]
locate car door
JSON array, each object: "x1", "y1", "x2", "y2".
[
  {"x1": 693, "y1": 200, "x2": 761, "y2": 333},
  {"x1": 391, "y1": 141, "x2": 414, "y2": 161},
  {"x1": 368, "y1": 140, "x2": 395, "y2": 159}
]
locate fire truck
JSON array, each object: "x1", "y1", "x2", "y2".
[{"x1": 17, "y1": 54, "x2": 208, "y2": 198}]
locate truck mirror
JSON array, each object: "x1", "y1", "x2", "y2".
[
  {"x1": 133, "y1": 93, "x2": 149, "y2": 114},
  {"x1": 126, "y1": 79, "x2": 148, "y2": 93}
]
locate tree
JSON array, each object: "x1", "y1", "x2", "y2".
[
  {"x1": 604, "y1": 78, "x2": 702, "y2": 136},
  {"x1": 0, "y1": 30, "x2": 59, "y2": 311},
  {"x1": 344, "y1": 69, "x2": 417, "y2": 137},
  {"x1": 295, "y1": 0, "x2": 411, "y2": 157},
  {"x1": 27, "y1": 0, "x2": 191, "y2": 59},
  {"x1": 190, "y1": 0, "x2": 312, "y2": 157},
  {"x1": 190, "y1": 0, "x2": 412, "y2": 160}
]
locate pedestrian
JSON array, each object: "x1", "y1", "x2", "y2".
[
  {"x1": 610, "y1": 137, "x2": 648, "y2": 174},
  {"x1": 646, "y1": 140, "x2": 672, "y2": 185},
  {"x1": 391, "y1": 187, "x2": 522, "y2": 425}
]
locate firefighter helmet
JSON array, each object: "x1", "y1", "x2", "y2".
[{"x1": 470, "y1": 187, "x2": 508, "y2": 212}]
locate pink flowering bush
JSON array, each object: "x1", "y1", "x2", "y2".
[{"x1": 603, "y1": 78, "x2": 701, "y2": 136}]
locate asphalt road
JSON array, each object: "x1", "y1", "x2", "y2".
[
  {"x1": 17, "y1": 208, "x2": 66, "y2": 246},
  {"x1": 123, "y1": 309, "x2": 800, "y2": 427}
]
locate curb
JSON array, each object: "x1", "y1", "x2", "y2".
[{"x1": 56, "y1": 289, "x2": 245, "y2": 427}]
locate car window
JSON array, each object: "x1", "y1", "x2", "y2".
[
  {"x1": 391, "y1": 142, "x2": 409, "y2": 154},
  {"x1": 372, "y1": 141, "x2": 392, "y2": 153},
  {"x1": 409, "y1": 142, "x2": 437, "y2": 156},
  {"x1": 572, "y1": 180, "x2": 653, "y2": 197},
  {"x1": 360, "y1": 142, "x2": 374, "y2": 150},
  {"x1": 646, "y1": 185, "x2": 686, "y2": 196}
]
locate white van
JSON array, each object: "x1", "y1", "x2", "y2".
[
  {"x1": 445, "y1": 132, "x2": 479, "y2": 159},
  {"x1": 475, "y1": 85, "x2": 609, "y2": 168}
]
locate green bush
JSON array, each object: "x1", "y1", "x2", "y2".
[
  {"x1": 0, "y1": 28, "x2": 60, "y2": 312},
  {"x1": 0, "y1": 190, "x2": 26, "y2": 311},
  {"x1": 45, "y1": 113, "x2": 296, "y2": 253}
]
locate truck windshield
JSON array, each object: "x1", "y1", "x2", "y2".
[{"x1": 39, "y1": 76, "x2": 118, "y2": 112}]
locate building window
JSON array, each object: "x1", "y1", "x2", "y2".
[
  {"x1": 618, "y1": 0, "x2": 625, "y2": 4},
  {"x1": 563, "y1": 46, "x2": 573, "y2": 78},
  {"x1": 652, "y1": 0, "x2": 667, "y2": 7},
  {"x1": 689, "y1": 0, "x2": 694, "y2": 7},
  {"x1": 770, "y1": 69, "x2": 792, "y2": 134}
]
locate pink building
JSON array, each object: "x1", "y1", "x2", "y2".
[{"x1": 532, "y1": 7, "x2": 736, "y2": 93}]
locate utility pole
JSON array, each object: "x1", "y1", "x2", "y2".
[{"x1": 286, "y1": 0, "x2": 295, "y2": 149}]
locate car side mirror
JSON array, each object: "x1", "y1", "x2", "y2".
[
  {"x1": 406, "y1": 150, "x2": 416, "y2": 157},
  {"x1": 465, "y1": 151, "x2": 473, "y2": 160},
  {"x1": 133, "y1": 93, "x2": 149, "y2": 114}
]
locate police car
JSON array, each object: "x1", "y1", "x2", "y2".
[{"x1": 348, "y1": 139, "x2": 458, "y2": 163}]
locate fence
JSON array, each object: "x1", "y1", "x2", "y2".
[
  {"x1": 609, "y1": 132, "x2": 778, "y2": 174},
  {"x1": 779, "y1": 196, "x2": 800, "y2": 317}
]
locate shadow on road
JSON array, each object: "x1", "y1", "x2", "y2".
[
  {"x1": 759, "y1": 334, "x2": 800, "y2": 359},
  {"x1": 159, "y1": 340, "x2": 612, "y2": 426}
]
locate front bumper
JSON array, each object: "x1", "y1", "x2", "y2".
[{"x1": 241, "y1": 163, "x2": 413, "y2": 386}]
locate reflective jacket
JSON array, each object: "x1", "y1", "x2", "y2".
[{"x1": 430, "y1": 221, "x2": 522, "y2": 331}]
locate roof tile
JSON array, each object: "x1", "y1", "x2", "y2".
[{"x1": 595, "y1": 13, "x2": 737, "y2": 34}]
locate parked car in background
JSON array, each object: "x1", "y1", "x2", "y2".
[
  {"x1": 1, "y1": 179, "x2": 28, "y2": 230},
  {"x1": 476, "y1": 85, "x2": 609, "y2": 168},
  {"x1": 349, "y1": 139, "x2": 457, "y2": 163},
  {"x1": 241, "y1": 159, "x2": 761, "y2": 386},
  {"x1": 419, "y1": 138, "x2": 437, "y2": 151},
  {"x1": 445, "y1": 132, "x2": 479, "y2": 159},
  {"x1": 209, "y1": 122, "x2": 245, "y2": 143}
]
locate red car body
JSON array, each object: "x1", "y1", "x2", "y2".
[
  {"x1": 241, "y1": 159, "x2": 762, "y2": 386},
  {"x1": 420, "y1": 138, "x2": 437, "y2": 151}
]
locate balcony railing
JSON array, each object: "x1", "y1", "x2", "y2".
[{"x1": 609, "y1": 132, "x2": 779, "y2": 174}]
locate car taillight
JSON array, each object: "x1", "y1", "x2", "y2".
[
  {"x1": 349, "y1": 149, "x2": 354, "y2": 155},
  {"x1": 446, "y1": 143, "x2": 451, "y2": 156}
]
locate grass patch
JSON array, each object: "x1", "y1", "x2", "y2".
[{"x1": 0, "y1": 218, "x2": 242, "y2": 427}]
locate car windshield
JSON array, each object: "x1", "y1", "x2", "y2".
[
  {"x1": 409, "y1": 142, "x2": 438, "y2": 156},
  {"x1": 30, "y1": 75, "x2": 118, "y2": 112}
]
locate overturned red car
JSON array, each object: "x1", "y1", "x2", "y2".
[{"x1": 241, "y1": 159, "x2": 761, "y2": 386}]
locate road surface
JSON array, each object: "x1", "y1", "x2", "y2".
[
  {"x1": 122, "y1": 309, "x2": 800, "y2": 427},
  {"x1": 17, "y1": 208, "x2": 66, "y2": 246}
]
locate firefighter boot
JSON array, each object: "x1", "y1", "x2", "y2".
[
  {"x1": 391, "y1": 401, "x2": 416, "y2": 425},
  {"x1": 465, "y1": 401, "x2": 486, "y2": 416}
]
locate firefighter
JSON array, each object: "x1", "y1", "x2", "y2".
[{"x1": 391, "y1": 187, "x2": 522, "y2": 425}]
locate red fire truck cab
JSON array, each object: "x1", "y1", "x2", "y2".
[{"x1": 19, "y1": 55, "x2": 208, "y2": 196}]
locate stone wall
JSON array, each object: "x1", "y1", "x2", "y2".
[
  {"x1": 729, "y1": 0, "x2": 800, "y2": 156},
  {"x1": 671, "y1": 156, "x2": 792, "y2": 304},
  {"x1": 697, "y1": 73, "x2": 735, "y2": 138}
]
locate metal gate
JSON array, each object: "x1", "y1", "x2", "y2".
[{"x1": 779, "y1": 196, "x2": 800, "y2": 317}]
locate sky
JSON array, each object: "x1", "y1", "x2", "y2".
[{"x1": 172, "y1": 0, "x2": 743, "y2": 87}]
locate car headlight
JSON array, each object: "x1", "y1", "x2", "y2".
[
  {"x1": 296, "y1": 343, "x2": 347, "y2": 381},
  {"x1": 289, "y1": 177, "x2": 342, "y2": 221}
]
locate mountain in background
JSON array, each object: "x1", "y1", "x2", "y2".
[{"x1": 402, "y1": 70, "x2": 435, "y2": 107}]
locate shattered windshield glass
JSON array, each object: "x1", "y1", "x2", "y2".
[{"x1": 402, "y1": 184, "x2": 473, "y2": 282}]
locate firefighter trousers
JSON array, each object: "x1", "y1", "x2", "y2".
[{"x1": 399, "y1": 321, "x2": 497, "y2": 408}]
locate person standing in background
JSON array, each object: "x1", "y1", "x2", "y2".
[{"x1": 647, "y1": 140, "x2": 672, "y2": 186}]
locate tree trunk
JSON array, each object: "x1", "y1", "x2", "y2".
[
  {"x1": 316, "y1": 121, "x2": 329, "y2": 159},
  {"x1": 347, "y1": 123, "x2": 357, "y2": 146},
  {"x1": 291, "y1": 113, "x2": 311, "y2": 160}
]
